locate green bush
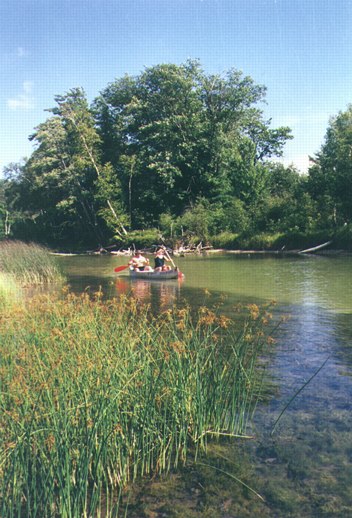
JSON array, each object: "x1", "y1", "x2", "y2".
[
  {"x1": 272, "y1": 230, "x2": 332, "y2": 251},
  {"x1": 237, "y1": 232, "x2": 285, "y2": 250},
  {"x1": 124, "y1": 229, "x2": 162, "y2": 249},
  {"x1": 211, "y1": 232, "x2": 241, "y2": 249},
  {"x1": 332, "y1": 224, "x2": 352, "y2": 250}
]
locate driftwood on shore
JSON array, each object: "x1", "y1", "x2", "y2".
[
  {"x1": 298, "y1": 241, "x2": 332, "y2": 254},
  {"x1": 51, "y1": 239, "x2": 345, "y2": 257}
]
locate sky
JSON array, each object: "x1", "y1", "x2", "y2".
[{"x1": 1, "y1": 0, "x2": 352, "y2": 175}]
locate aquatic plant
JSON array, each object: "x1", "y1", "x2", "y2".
[
  {"x1": 0, "y1": 292, "x2": 274, "y2": 517},
  {"x1": 0, "y1": 272, "x2": 22, "y2": 308},
  {"x1": 0, "y1": 240, "x2": 64, "y2": 285}
]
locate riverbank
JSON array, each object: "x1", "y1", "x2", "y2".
[{"x1": 50, "y1": 247, "x2": 352, "y2": 258}]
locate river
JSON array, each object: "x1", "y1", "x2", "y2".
[{"x1": 57, "y1": 252, "x2": 352, "y2": 517}]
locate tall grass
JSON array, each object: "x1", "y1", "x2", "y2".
[
  {"x1": 0, "y1": 291, "x2": 274, "y2": 517},
  {"x1": 0, "y1": 272, "x2": 22, "y2": 309},
  {"x1": 0, "y1": 240, "x2": 64, "y2": 285}
]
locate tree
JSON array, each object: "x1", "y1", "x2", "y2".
[
  {"x1": 52, "y1": 88, "x2": 128, "y2": 237},
  {"x1": 6, "y1": 89, "x2": 128, "y2": 246},
  {"x1": 308, "y1": 105, "x2": 352, "y2": 225},
  {"x1": 95, "y1": 60, "x2": 292, "y2": 226}
]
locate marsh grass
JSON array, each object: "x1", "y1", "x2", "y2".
[
  {"x1": 0, "y1": 272, "x2": 22, "y2": 309},
  {"x1": 0, "y1": 291, "x2": 274, "y2": 517},
  {"x1": 0, "y1": 240, "x2": 64, "y2": 285}
]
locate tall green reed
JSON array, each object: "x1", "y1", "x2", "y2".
[
  {"x1": 0, "y1": 291, "x2": 275, "y2": 517},
  {"x1": 0, "y1": 240, "x2": 64, "y2": 285}
]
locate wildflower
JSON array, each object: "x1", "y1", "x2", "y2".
[
  {"x1": 176, "y1": 320, "x2": 186, "y2": 330},
  {"x1": 218, "y1": 315, "x2": 231, "y2": 329},
  {"x1": 198, "y1": 307, "x2": 217, "y2": 327},
  {"x1": 247, "y1": 304, "x2": 260, "y2": 320}
]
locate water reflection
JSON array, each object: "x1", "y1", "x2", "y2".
[{"x1": 115, "y1": 277, "x2": 183, "y2": 311}]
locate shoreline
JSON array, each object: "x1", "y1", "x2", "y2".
[{"x1": 51, "y1": 248, "x2": 352, "y2": 257}]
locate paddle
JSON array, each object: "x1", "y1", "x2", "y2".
[
  {"x1": 163, "y1": 247, "x2": 184, "y2": 279},
  {"x1": 163, "y1": 247, "x2": 176, "y2": 268},
  {"x1": 114, "y1": 264, "x2": 129, "y2": 273}
]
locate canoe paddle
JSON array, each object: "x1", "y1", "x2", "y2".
[
  {"x1": 114, "y1": 264, "x2": 130, "y2": 273},
  {"x1": 163, "y1": 247, "x2": 184, "y2": 279}
]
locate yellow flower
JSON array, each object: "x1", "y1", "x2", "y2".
[
  {"x1": 218, "y1": 315, "x2": 231, "y2": 329},
  {"x1": 247, "y1": 303, "x2": 260, "y2": 320}
]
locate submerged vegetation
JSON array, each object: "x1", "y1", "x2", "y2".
[{"x1": 0, "y1": 291, "x2": 274, "y2": 517}]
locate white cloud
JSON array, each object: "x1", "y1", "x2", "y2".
[{"x1": 7, "y1": 81, "x2": 35, "y2": 110}]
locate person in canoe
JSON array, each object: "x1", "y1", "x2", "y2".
[
  {"x1": 154, "y1": 247, "x2": 172, "y2": 272},
  {"x1": 129, "y1": 251, "x2": 153, "y2": 271}
]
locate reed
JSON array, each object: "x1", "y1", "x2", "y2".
[
  {"x1": 0, "y1": 292, "x2": 274, "y2": 517},
  {"x1": 0, "y1": 272, "x2": 22, "y2": 309},
  {"x1": 0, "y1": 240, "x2": 64, "y2": 285}
]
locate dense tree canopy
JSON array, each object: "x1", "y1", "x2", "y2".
[
  {"x1": 95, "y1": 61, "x2": 291, "y2": 227},
  {"x1": 2, "y1": 61, "x2": 350, "y2": 249},
  {"x1": 308, "y1": 105, "x2": 352, "y2": 225}
]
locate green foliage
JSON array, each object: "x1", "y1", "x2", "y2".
[
  {"x1": 332, "y1": 223, "x2": 352, "y2": 250},
  {"x1": 8, "y1": 60, "x2": 352, "y2": 248},
  {"x1": 124, "y1": 229, "x2": 162, "y2": 249},
  {"x1": 210, "y1": 232, "x2": 241, "y2": 249},
  {"x1": 178, "y1": 200, "x2": 213, "y2": 242},
  {"x1": 237, "y1": 232, "x2": 285, "y2": 250},
  {"x1": 96, "y1": 60, "x2": 291, "y2": 226},
  {"x1": 271, "y1": 230, "x2": 331, "y2": 251},
  {"x1": 308, "y1": 104, "x2": 352, "y2": 225}
]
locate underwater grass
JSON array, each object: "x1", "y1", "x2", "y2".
[
  {"x1": 0, "y1": 240, "x2": 64, "y2": 285},
  {"x1": 0, "y1": 291, "x2": 275, "y2": 517}
]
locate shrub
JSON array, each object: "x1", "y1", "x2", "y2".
[
  {"x1": 211, "y1": 232, "x2": 241, "y2": 249},
  {"x1": 123, "y1": 229, "x2": 162, "y2": 249}
]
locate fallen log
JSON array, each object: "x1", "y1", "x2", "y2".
[{"x1": 298, "y1": 241, "x2": 332, "y2": 254}]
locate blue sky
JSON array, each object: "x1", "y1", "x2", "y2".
[{"x1": 1, "y1": 0, "x2": 352, "y2": 175}]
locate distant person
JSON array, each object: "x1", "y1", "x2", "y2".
[
  {"x1": 129, "y1": 251, "x2": 153, "y2": 271},
  {"x1": 154, "y1": 247, "x2": 172, "y2": 272}
]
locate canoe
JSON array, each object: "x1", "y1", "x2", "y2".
[{"x1": 129, "y1": 268, "x2": 180, "y2": 280}]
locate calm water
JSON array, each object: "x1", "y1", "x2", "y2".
[{"x1": 58, "y1": 253, "x2": 352, "y2": 517}]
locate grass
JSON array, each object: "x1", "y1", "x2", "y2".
[
  {"x1": 0, "y1": 291, "x2": 274, "y2": 517},
  {"x1": 0, "y1": 272, "x2": 22, "y2": 309},
  {"x1": 0, "y1": 240, "x2": 64, "y2": 286}
]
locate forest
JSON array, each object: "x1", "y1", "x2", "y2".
[{"x1": 1, "y1": 60, "x2": 352, "y2": 251}]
